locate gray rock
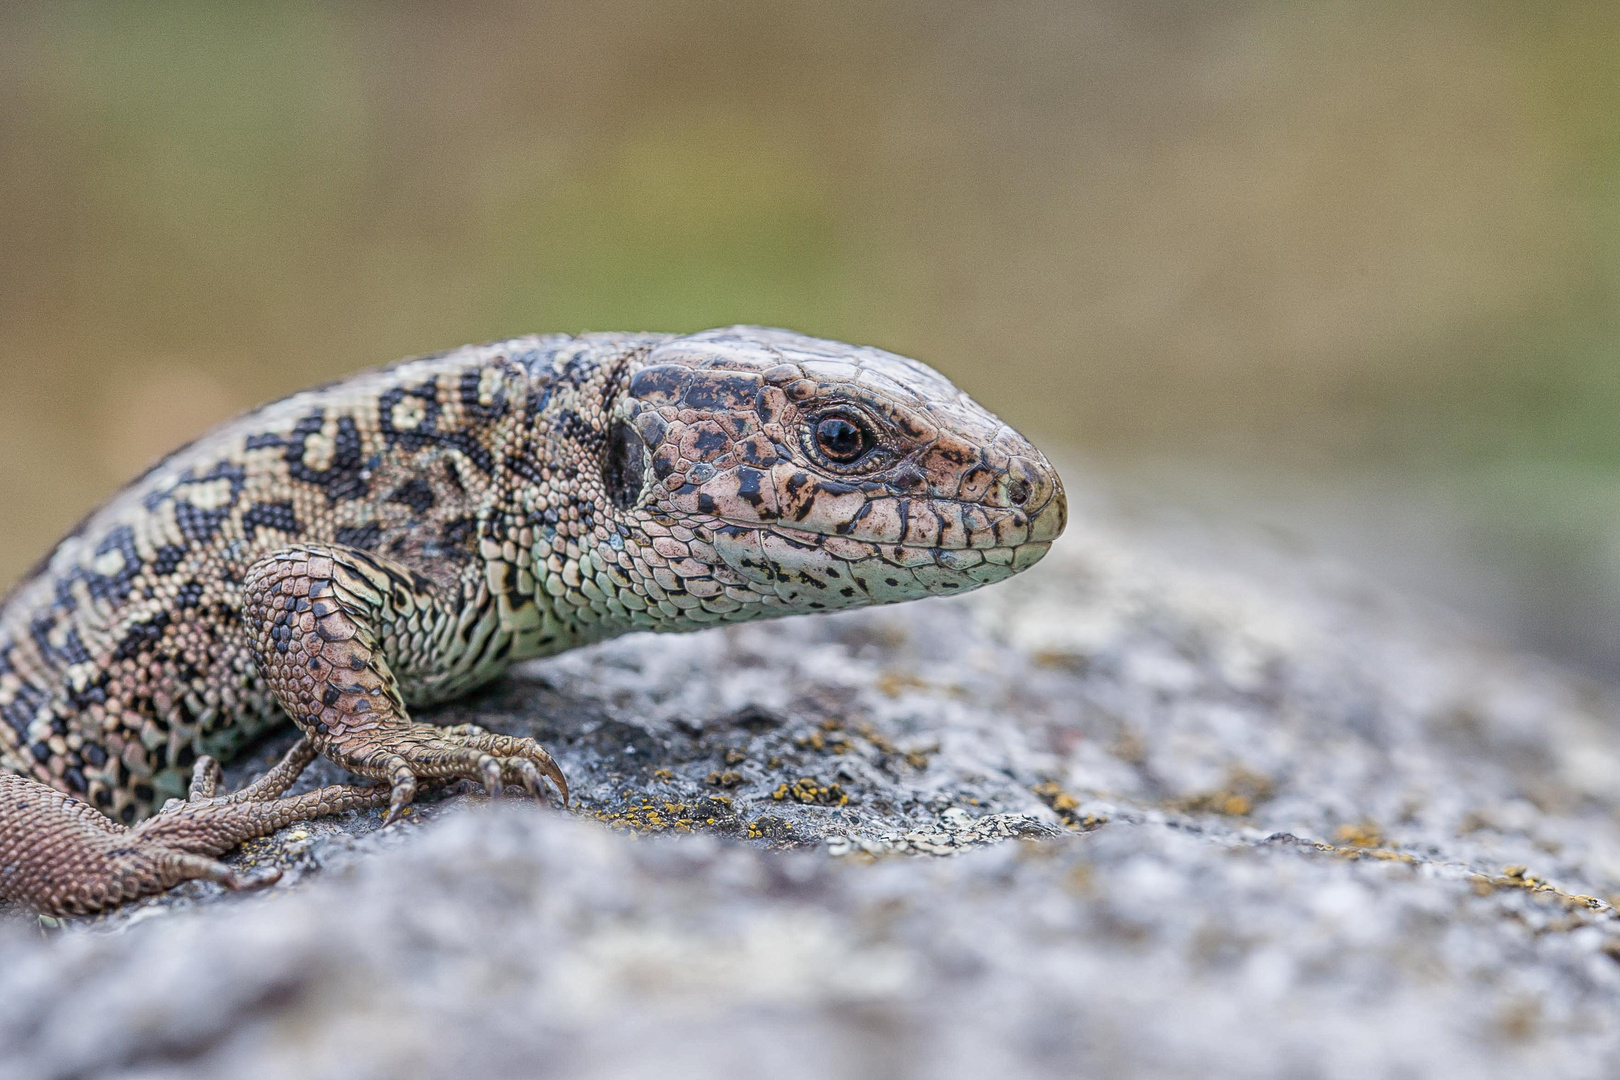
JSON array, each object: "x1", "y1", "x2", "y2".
[{"x1": 6, "y1": 473, "x2": 1620, "y2": 1079}]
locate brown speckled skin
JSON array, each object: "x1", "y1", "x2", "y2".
[{"x1": 0, "y1": 326, "x2": 1065, "y2": 913}]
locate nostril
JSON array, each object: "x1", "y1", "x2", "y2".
[{"x1": 1007, "y1": 479, "x2": 1031, "y2": 506}]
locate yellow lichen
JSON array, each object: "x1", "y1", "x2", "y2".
[
  {"x1": 1334, "y1": 822, "x2": 1384, "y2": 849},
  {"x1": 771, "y1": 777, "x2": 848, "y2": 806},
  {"x1": 1032, "y1": 781, "x2": 1106, "y2": 829},
  {"x1": 1169, "y1": 768, "x2": 1274, "y2": 818}
]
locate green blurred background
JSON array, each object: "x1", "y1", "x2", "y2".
[{"x1": 5, "y1": 1, "x2": 1620, "y2": 674}]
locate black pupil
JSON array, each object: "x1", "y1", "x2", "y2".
[{"x1": 816, "y1": 417, "x2": 867, "y2": 461}]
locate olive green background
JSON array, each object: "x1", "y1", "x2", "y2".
[{"x1": 5, "y1": 2, "x2": 1620, "y2": 673}]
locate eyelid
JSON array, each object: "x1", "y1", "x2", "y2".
[{"x1": 812, "y1": 404, "x2": 876, "y2": 431}]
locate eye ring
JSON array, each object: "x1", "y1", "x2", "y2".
[{"x1": 810, "y1": 411, "x2": 877, "y2": 466}]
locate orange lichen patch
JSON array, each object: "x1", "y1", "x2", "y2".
[
  {"x1": 1336, "y1": 847, "x2": 1420, "y2": 866},
  {"x1": 1334, "y1": 822, "x2": 1385, "y2": 849},
  {"x1": 705, "y1": 770, "x2": 744, "y2": 788},
  {"x1": 1032, "y1": 781, "x2": 1107, "y2": 829},
  {"x1": 1169, "y1": 768, "x2": 1274, "y2": 818},
  {"x1": 592, "y1": 792, "x2": 736, "y2": 835},
  {"x1": 854, "y1": 721, "x2": 938, "y2": 769},
  {"x1": 652, "y1": 768, "x2": 675, "y2": 782},
  {"x1": 593, "y1": 799, "x2": 695, "y2": 834},
  {"x1": 772, "y1": 777, "x2": 849, "y2": 806},
  {"x1": 856, "y1": 722, "x2": 892, "y2": 750},
  {"x1": 1032, "y1": 781, "x2": 1079, "y2": 813},
  {"x1": 794, "y1": 729, "x2": 854, "y2": 754},
  {"x1": 744, "y1": 813, "x2": 799, "y2": 842},
  {"x1": 1469, "y1": 864, "x2": 1613, "y2": 913},
  {"x1": 787, "y1": 717, "x2": 937, "y2": 768},
  {"x1": 1311, "y1": 842, "x2": 1614, "y2": 918}
]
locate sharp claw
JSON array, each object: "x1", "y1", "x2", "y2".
[
  {"x1": 538, "y1": 756, "x2": 570, "y2": 807},
  {"x1": 480, "y1": 755, "x2": 503, "y2": 798},
  {"x1": 383, "y1": 774, "x2": 417, "y2": 826}
]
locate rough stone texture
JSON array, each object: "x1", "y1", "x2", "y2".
[{"x1": 7, "y1": 474, "x2": 1620, "y2": 1079}]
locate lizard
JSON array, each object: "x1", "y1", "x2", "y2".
[{"x1": 0, "y1": 326, "x2": 1066, "y2": 915}]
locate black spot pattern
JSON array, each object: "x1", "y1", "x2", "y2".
[
  {"x1": 458, "y1": 366, "x2": 512, "y2": 422},
  {"x1": 2, "y1": 678, "x2": 48, "y2": 739},
  {"x1": 242, "y1": 501, "x2": 301, "y2": 539},
  {"x1": 386, "y1": 480, "x2": 437, "y2": 514},
  {"x1": 335, "y1": 523, "x2": 383, "y2": 551},
  {"x1": 692, "y1": 427, "x2": 728, "y2": 457},
  {"x1": 681, "y1": 373, "x2": 761, "y2": 411},
  {"x1": 29, "y1": 614, "x2": 91, "y2": 668},
  {"x1": 175, "y1": 500, "x2": 231, "y2": 543},
  {"x1": 151, "y1": 544, "x2": 188, "y2": 577},
  {"x1": 283, "y1": 413, "x2": 370, "y2": 502},
  {"x1": 86, "y1": 526, "x2": 142, "y2": 605},
  {"x1": 110, "y1": 611, "x2": 171, "y2": 663},
  {"x1": 628, "y1": 364, "x2": 689, "y2": 403},
  {"x1": 440, "y1": 517, "x2": 476, "y2": 549}
]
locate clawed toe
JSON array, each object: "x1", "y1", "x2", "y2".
[
  {"x1": 350, "y1": 726, "x2": 569, "y2": 824},
  {"x1": 383, "y1": 762, "x2": 418, "y2": 827},
  {"x1": 188, "y1": 755, "x2": 224, "y2": 801}
]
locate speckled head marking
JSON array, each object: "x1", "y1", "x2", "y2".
[{"x1": 508, "y1": 326, "x2": 1065, "y2": 642}]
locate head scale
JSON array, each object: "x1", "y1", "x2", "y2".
[{"x1": 520, "y1": 326, "x2": 1065, "y2": 641}]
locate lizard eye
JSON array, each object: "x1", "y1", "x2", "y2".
[
  {"x1": 604, "y1": 421, "x2": 647, "y2": 510},
  {"x1": 811, "y1": 412, "x2": 876, "y2": 466}
]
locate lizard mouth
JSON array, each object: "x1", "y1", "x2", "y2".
[
  {"x1": 665, "y1": 452, "x2": 1066, "y2": 554},
  {"x1": 741, "y1": 486, "x2": 1067, "y2": 553},
  {"x1": 707, "y1": 509, "x2": 1057, "y2": 607}
]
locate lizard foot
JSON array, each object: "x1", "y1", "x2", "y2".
[
  {"x1": 322, "y1": 724, "x2": 569, "y2": 825},
  {"x1": 0, "y1": 737, "x2": 388, "y2": 916}
]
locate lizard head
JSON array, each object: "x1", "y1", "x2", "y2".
[{"x1": 581, "y1": 326, "x2": 1065, "y2": 627}]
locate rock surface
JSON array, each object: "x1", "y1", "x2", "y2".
[{"x1": 7, "y1": 473, "x2": 1620, "y2": 1078}]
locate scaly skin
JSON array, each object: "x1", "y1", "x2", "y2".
[{"x1": 0, "y1": 326, "x2": 1065, "y2": 914}]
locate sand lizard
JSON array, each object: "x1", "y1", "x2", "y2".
[{"x1": 0, "y1": 327, "x2": 1066, "y2": 914}]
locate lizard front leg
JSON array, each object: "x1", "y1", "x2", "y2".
[
  {"x1": 0, "y1": 738, "x2": 386, "y2": 916},
  {"x1": 242, "y1": 544, "x2": 568, "y2": 824}
]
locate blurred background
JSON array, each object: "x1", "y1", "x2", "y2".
[{"x1": 3, "y1": 1, "x2": 1620, "y2": 674}]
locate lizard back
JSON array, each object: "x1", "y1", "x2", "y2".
[{"x1": 0, "y1": 334, "x2": 627, "y2": 819}]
